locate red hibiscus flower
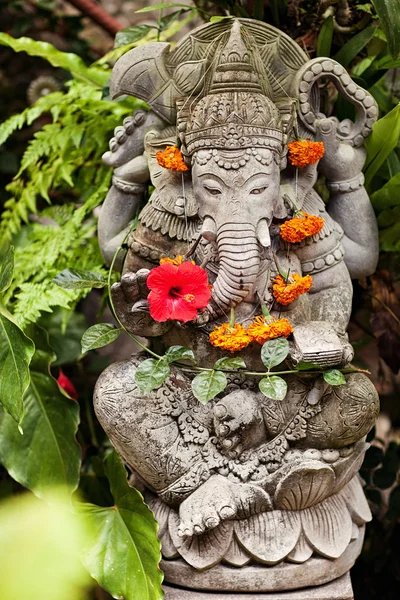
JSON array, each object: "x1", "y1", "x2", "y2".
[
  {"x1": 57, "y1": 370, "x2": 78, "y2": 401},
  {"x1": 147, "y1": 261, "x2": 211, "y2": 323}
]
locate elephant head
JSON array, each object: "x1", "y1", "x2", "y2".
[{"x1": 192, "y1": 147, "x2": 284, "y2": 313}]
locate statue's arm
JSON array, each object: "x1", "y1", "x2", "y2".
[
  {"x1": 326, "y1": 184, "x2": 378, "y2": 279},
  {"x1": 98, "y1": 110, "x2": 165, "y2": 269},
  {"x1": 316, "y1": 118, "x2": 379, "y2": 279},
  {"x1": 98, "y1": 155, "x2": 149, "y2": 269}
]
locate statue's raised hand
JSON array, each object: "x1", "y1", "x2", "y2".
[
  {"x1": 111, "y1": 269, "x2": 171, "y2": 337},
  {"x1": 315, "y1": 118, "x2": 366, "y2": 182},
  {"x1": 103, "y1": 109, "x2": 164, "y2": 169}
]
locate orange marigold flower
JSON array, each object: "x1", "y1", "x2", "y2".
[
  {"x1": 160, "y1": 255, "x2": 184, "y2": 265},
  {"x1": 247, "y1": 316, "x2": 293, "y2": 345},
  {"x1": 156, "y1": 146, "x2": 189, "y2": 172},
  {"x1": 288, "y1": 139, "x2": 324, "y2": 168},
  {"x1": 279, "y1": 212, "x2": 325, "y2": 243},
  {"x1": 273, "y1": 273, "x2": 313, "y2": 306},
  {"x1": 209, "y1": 323, "x2": 252, "y2": 353}
]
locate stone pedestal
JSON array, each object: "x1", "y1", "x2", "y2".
[{"x1": 163, "y1": 573, "x2": 353, "y2": 600}]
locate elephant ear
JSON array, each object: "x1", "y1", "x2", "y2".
[
  {"x1": 292, "y1": 57, "x2": 378, "y2": 147},
  {"x1": 110, "y1": 43, "x2": 206, "y2": 125}
]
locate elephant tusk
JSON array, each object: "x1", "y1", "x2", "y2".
[
  {"x1": 201, "y1": 216, "x2": 218, "y2": 242},
  {"x1": 256, "y1": 219, "x2": 271, "y2": 248}
]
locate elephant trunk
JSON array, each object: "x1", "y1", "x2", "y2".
[{"x1": 211, "y1": 222, "x2": 261, "y2": 311}]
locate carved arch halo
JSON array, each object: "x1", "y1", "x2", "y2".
[{"x1": 109, "y1": 18, "x2": 378, "y2": 145}]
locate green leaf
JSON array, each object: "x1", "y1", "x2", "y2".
[
  {"x1": 53, "y1": 268, "x2": 107, "y2": 290},
  {"x1": 253, "y1": 0, "x2": 264, "y2": 20},
  {"x1": 371, "y1": 0, "x2": 400, "y2": 57},
  {"x1": 210, "y1": 16, "x2": 234, "y2": 23},
  {"x1": 165, "y1": 345, "x2": 195, "y2": 363},
  {"x1": 295, "y1": 360, "x2": 322, "y2": 371},
  {"x1": 114, "y1": 25, "x2": 154, "y2": 48},
  {"x1": 0, "y1": 307, "x2": 35, "y2": 423},
  {"x1": 191, "y1": 370, "x2": 227, "y2": 403},
  {"x1": 81, "y1": 324, "x2": 121, "y2": 353},
  {"x1": 136, "y1": 2, "x2": 191, "y2": 12},
  {"x1": 317, "y1": 16, "x2": 334, "y2": 58},
  {"x1": 38, "y1": 309, "x2": 88, "y2": 366},
  {"x1": 159, "y1": 9, "x2": 189, "y2": 31},
  {"x1": 213, "y1": 356, "x2": 247, "y2": 371},
  {"x1": 77, "y1": 451, "x2": 163, "y2": 600},
  {"x1": 0, "y1": 492, "x2": 90, "y2": 600},
  {"x1": 387, "y1": 150, "x2": 400, "y2": 178},
  {"x1": 371, "y1": 171, "x2": 400, "y2": 210},
  {"x1": 0, "y1": 328, "x2": 80, "y2": 498},
  {"x1": 364, "y1": 104, "x2": 400, "y2": 189},
  {"x1": 0, "y1": 245, "x2": 14, "y2": 293},
  {"x1": 135, "y1": 357, "x2": 170, "y2": 393},
  {"x1": 259, "y1": 376, "x2": 288, "y2": 401},
  {"x1": 323, "y1": 369, "x2": 346, "y2": 386},
  {"x1": 334, "y1": 26, "x2": 378, "y2": 66},
  {"x1": 0, "y1": 33, "x2": 108, "y2": 87},
  {"x1": 261, "y1": 337, "x2": 289, "y2": 369}
]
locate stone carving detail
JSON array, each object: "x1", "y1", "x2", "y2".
[{"x1": 95, "y1": 17, "x2": 380, "y2": 596}]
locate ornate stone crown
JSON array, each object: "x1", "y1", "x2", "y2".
[{"x1": 178, "y1": 21, "x2": 286, "y2": 157}]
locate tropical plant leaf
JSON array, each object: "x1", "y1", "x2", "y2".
[
  {"x1": 136, "y1": 3, "x2": 192, "y2": 12},
  {"x1": 165, "y1": 345, "x2": 195, "y2": 363},
  {"x1": 53, "y1": 269, "x2": 107, "y2": 290},
  {"x1": 213, "y1": 356, "x2": 247, "y2": 371},
  {"x1": 261, "y1": 337, "x2": 289, "y2": 369},
  {"x1": 77, "y1": 451, "x2": 163, "y2": 600},
  {"x1": 364, "y1": 104, "x2": 400, "y2": 188},
  {"x1": 135, "y1": 357, "x2": 170, "y2": 393},
  {"x1": 81, "y1": 324, "x2": 121, "y2": 353},
  {"x1": 0, "y1": 307, "x2": 35, "y2": 423},
  {"x1": 0, "y1": 328, "x2": 80, "y2": 498},
  {"x1": 371, "y1": 0, "x2": 400, "y2": 57},
  {"x1": 371, "y1": 171, "x2": 400, "y2": 211},
  {"x1": 295, "y1": 360, "x2": 322, "y2": 371},
  {"x1": 323, "y1": 369, "x2": 346, "y2": 386},
  {"x1": 259, "y1": 375, "x2": 288, "y2": 401},
  {"x1": 191, "y1": 370, "x2": 227, "y2": 403},
  {"x1": 0, "y1": 33, "x2": 108, "y2": 87},
  {"x1": 317, "y1": 15, "x2": 334, "y2": 57},
  {"x1": 114, "y1": 25, "x2": 154, "y2": 48},
  {"x1": 0, "y1": 245, "x2": 14, "y2": 293},
  {"x1": 334, "y1": 26, "x2": 378, "y2": 67},
  {"x1": 0, "y1": 492, "x2": 90, "y2": 600}
]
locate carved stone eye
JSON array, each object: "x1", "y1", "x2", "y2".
[
  {"x1": 204, "y1": 186, "x2": 221, "y2": 196},
  {"x1": 250, "y1": 187, "x2": 267, "y2": 195}
]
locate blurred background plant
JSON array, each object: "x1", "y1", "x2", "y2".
[{"x1": 0, "y1": 1, "x2": 400, "y2": 598}]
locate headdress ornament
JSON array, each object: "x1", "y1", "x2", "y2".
[{"x1": 179, "y1": 21, "x2": 285, "y2": 157}]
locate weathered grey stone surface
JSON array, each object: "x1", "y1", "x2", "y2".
[
  {"x1": 94, "y1": 17, "x2": 380, "y2": 595},
  {"x1": 163, "y1": 572, "x2": 353, "y2": 599}
]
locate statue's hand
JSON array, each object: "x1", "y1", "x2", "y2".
[
  {"x1": 289, "y1": 322, "x2": 354, "y2": 368},
  {"x1": 315, "y1": 118, "x2": 366, "y2": 182},
  {"x1": 111, "y1": 269, "x2": 171, "y2": 337},
  {"x1": 102, "y1": 109, "x2": 164, "y2": 170}
]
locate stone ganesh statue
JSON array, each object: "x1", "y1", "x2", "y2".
[{"x1": 94, "y1": 19, "x2": 380, "y2": 597}]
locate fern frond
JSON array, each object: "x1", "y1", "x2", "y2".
[{"x1": 0, "y1": 92, "x2": 64, "y2": 146}]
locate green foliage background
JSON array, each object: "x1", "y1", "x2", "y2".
[{"x1": 1, "y1": 1, "x2": 400, "y2": 598}]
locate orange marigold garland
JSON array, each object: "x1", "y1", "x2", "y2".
[
  {"x1": 288, "y1": 139, "x2": 324, "y2": 168},
  {"x1": 247, "y1": 316, "x2": 293, "y2": 345},
  {"x1": 209, "y1": 322, "x2": 252, "y2": 353},
  {"x1": 156, "y1": 146, "x2": 189, "y2": 172},
  {"x1": 160, "y1": 255, "x2": 184, "y2": 265},
  {"x1": 273, "y1": 273, "x2": 312, "y2": 306},
  {"x1": 279, "y1": 212, "x2": 324, "y2": 243}
]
